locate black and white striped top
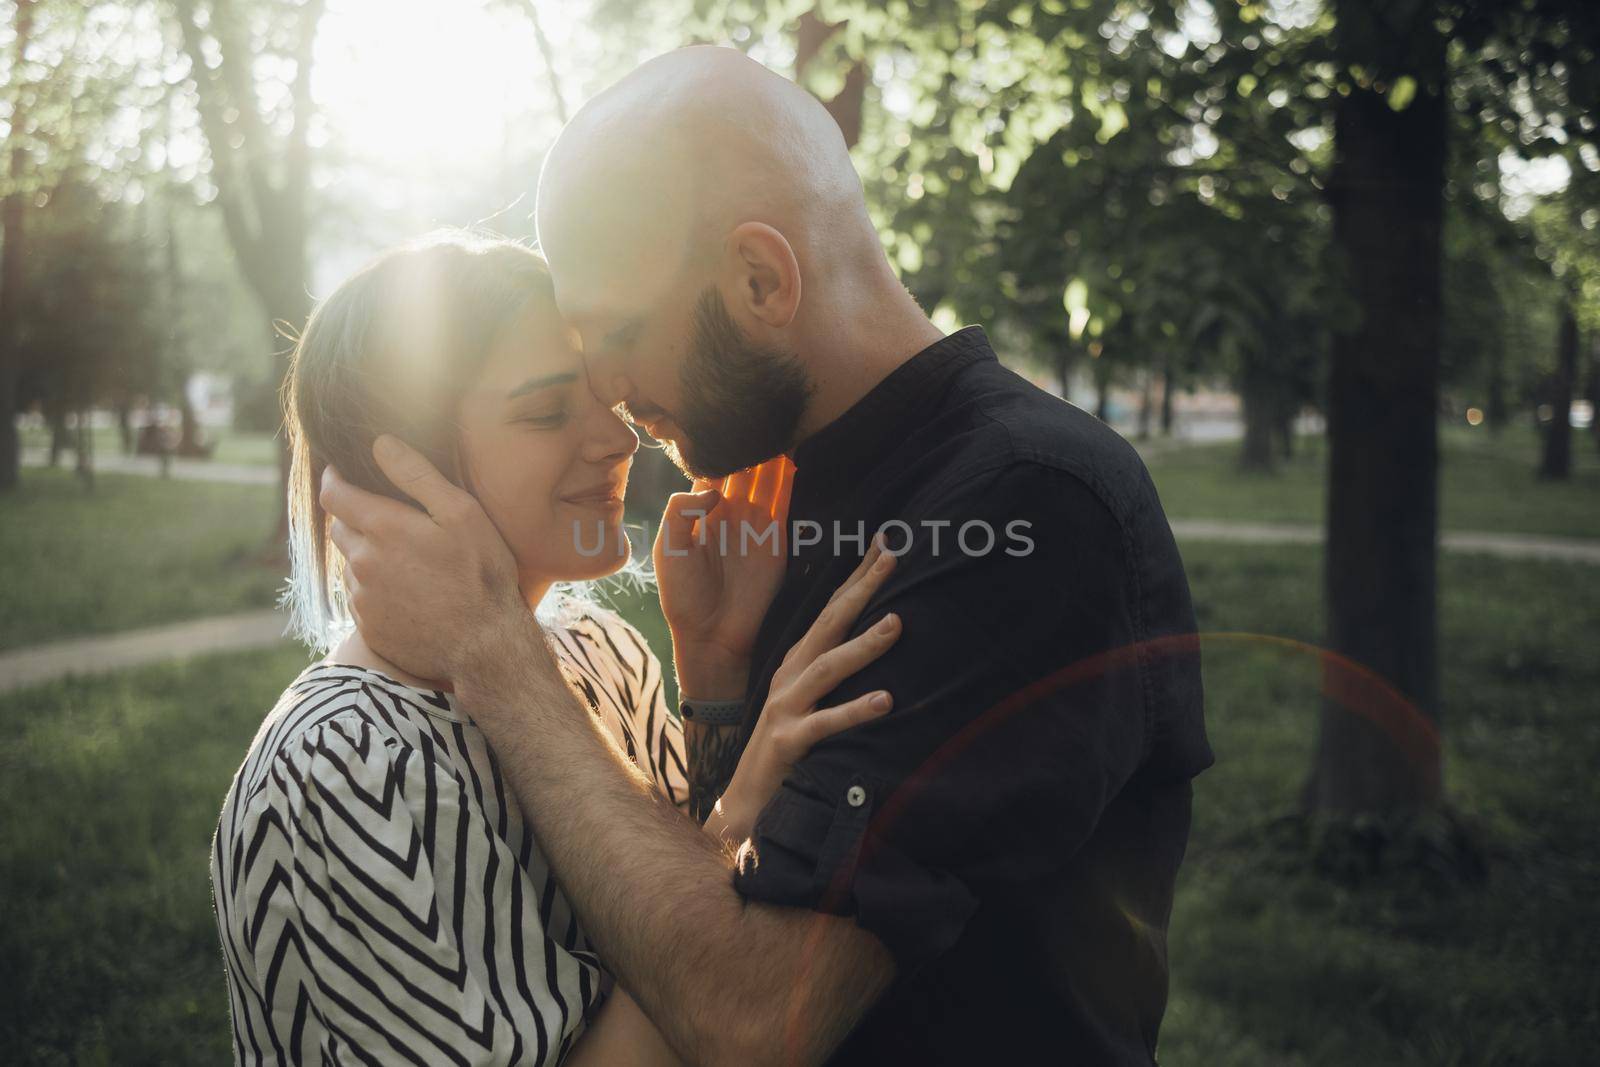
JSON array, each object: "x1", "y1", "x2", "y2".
[{"x1": 211, "y1": 604, "x2": 687, "y2": 1066}]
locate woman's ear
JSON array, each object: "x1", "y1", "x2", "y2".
[{"x1": 721, "y1": 222, "x2": 802, "y2": 329}]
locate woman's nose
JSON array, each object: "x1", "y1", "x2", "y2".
[{"x1": 584, "y1": 406, "x2": 640, "y2": 464}]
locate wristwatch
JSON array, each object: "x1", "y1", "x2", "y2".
[{"x1": 679, "y1": 697, "x2": 745, "y2": 727}]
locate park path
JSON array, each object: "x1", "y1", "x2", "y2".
[
  {"x1": 2, "y1": 521, "x2": 1596, "y2": 694},
  {"x1": 1168, "y1": 520, "x2": 1600, "y2": 565},
  {"x1": 0, "y1": 609, "x2": 289, "y2": 694}
]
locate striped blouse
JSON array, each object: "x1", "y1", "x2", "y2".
[{"x1": 211, "y1": 604, "x2": 688, "y2": 1066}]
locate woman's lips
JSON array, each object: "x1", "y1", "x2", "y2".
[{"x1": 562, "y1": 489, "x2": 625, "y2": 510}]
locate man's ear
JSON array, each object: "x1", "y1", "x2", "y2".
[{"x1": 721, "y1": 222, "x2": 802, "y2": 329}]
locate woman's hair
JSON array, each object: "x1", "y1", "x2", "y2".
[{"x1": 282, "y1": 229, "x2": 566, "y2": 651}]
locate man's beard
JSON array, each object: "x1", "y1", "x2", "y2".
[{"x1": 664, "y1": 287, "x2": 812, "y2": 479}]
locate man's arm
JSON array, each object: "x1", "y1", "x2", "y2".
[
  {"x1": 321, "y1": 438, "x2": 891, "y2": 1065},
  {"x1": 461, "y1": 624, "x2": 894, "y2": 1067},
  {"x1": 684, "y1": 720, "x2": 743, "y2": 824}
]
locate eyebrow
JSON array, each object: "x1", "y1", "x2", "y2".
[{"x1": 506, "y1": 372, "x2": 579, "y2": 399}]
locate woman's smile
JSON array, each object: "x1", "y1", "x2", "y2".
[{"x1": 561, "y1": 477, "x2": 627, "y2": 510}]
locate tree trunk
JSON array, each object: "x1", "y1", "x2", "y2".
[
  {"x1": 176, "y1": 378, "x2": 203, "y2": 455},
  {"x1": 1238, "y1": 364, "x2": 1277, "y2": 472},
  {"x1": 1057, "y1": 345, "x2": 1075, "y2": 402},
  {"x1": 1308, "y1": 1, "x2": 1446, "y2": 814},
  {"x1": 1588, "y1": 337, "x2": 1599, "y2": 456},
  {"x1": 174, "y1": 0, "x2": 324, "y2": 553},
  {"x1": 1137, "y1": 369, "x2": 1154, "y2": 440},
  {"x1": 1538, "y1": 306, "x2": 1576, "y2": 480},
  {"x1": 1160, "y1": 355, "x2": 1175, "y2": 436},
  {"x1": 74, "y1": 409, "x2": 93, "y2": 489},
  {"x1": 1093, "y1": 359, "x2": 1111, "y2": 422},
  {"x1": 47, "y1": 406, "x2": 68, "y2": 466},
  {"x1": 115, "y1": 402, "x2": 135, "y2": 454},
  {"x1": 0, "y1": 0, "x2": 34, "y2": 492},
  {"x1": 1486, "y1": 338, "x2": 1507, "y2": 437}
]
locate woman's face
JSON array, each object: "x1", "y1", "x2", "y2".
[{"x1": 455, "y1": 297, "x2": 640, "y2": 592}]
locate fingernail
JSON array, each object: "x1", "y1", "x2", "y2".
[
  {"x1": 875, "y1": 613, "x2": 899, "y2": 634},
  {"x1": 870, "y1": 691, "x2": 892, "y2": 710},
  {"x1": 873, "y1": 551, "x2": 895, "y2": 574}
]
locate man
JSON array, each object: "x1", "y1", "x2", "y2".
[{"x1": 322, "y1": 46, "x2": 1211, "y2": 1065}]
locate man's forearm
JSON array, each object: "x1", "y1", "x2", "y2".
[
  {"x1": 457, "y1": 626, "x2": 892, "y2": 1066},
  {"x1": 674, "y1": 641, "x2": 749, "y2": 823},
  {"x1": 684, "y1": 720, "x2": 742, "y2": 823}
]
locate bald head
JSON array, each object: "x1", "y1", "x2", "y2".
[
  {"x1": 533, "y1": 47, "x2": 940, "y2": 472},
  {"x1": 535, "y1": 46, "x2": 882, "y2": 318}
]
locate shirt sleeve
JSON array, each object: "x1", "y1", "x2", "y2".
[
  {"x1": 230, "y1": 713, "x2": 601, "y2": 1066},
  {"x1": 576, "y1": 607, "x2": 691, "y2": 814},
  {"x1": 733, "y1": 461, "x2": 1154, "y2": 970}
]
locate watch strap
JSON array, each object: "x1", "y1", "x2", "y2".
[{"x1": 679, "y1": 697, "x2": 745, "y2": 727}]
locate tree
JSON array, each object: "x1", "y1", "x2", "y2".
[
  {"x1": 169, "y1": 0, "x2": 326, "y2": 542},
  {"x1": 0, "y1": 0, "x2": 36, "y2": 490},
  {"x1": 1304, "y1": 0, "x2": 1450, "y2": 812},
  {"x1": 14, "y1": 180, "x2": 166, "y2": 485}
]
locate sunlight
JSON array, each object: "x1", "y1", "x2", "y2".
[{"x1": 313, "y1": 0, "x2": 582, "y2": 206}]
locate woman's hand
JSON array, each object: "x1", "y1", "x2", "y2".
[
  {"x1": 705, "y1": 535, "x2": 902, "y2": 846},
  {"x1": 654, "y1": 457, "x2": 794, "y2": 700}
]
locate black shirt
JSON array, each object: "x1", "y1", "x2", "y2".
[{"x1": 731, "y1": 327, "x2": 1213, "y2": 1065}]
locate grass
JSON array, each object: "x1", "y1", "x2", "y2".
[
  {"x1": 1144, "y1": 423, "x2": 1600, "y2": 539},
  {"x1": 1161, "y1": 543, "x2": 1600, "y2": 1064},
  {"x1": 0, "y1": 469, "x2": 282, "y2": 650},
  {"x1": 0, "y1": 642, "x2": 315, "y2": 1066},
  {"x1": 2, "y1": 544, "x2": 1595, "y2": 1064}
]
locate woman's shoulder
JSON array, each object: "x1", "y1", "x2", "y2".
[
  {"x1": 225, "y1": 663, "x2": 458, "y2": 812},
  {"x1": 548, "y1": 596, "x2": 661, "y2": 678}
]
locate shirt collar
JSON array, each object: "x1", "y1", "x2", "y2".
[{"x1": 790, "y1": 326, "x2": 995, "y2": 501}]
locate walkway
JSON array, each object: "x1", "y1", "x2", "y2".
[
  {"x1": 3, "y1": 519, "x2": 1595, "y2": 694},
  {"x1": 1168, "y1": 520, "x2": 1600, "y2": 565},
  {"x1": 0, "y1": 610, "x2": 289, "y2": 694}
]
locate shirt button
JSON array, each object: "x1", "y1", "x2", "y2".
[{"x1": 846, "y1": 785, "x2": 867, "y2": 808}]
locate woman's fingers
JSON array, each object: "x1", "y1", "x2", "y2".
[
  {"x1": 803, "y1": 688, "x2": 894, "y2": 747},
  {"x1": 790, "y1": 612, "x2": 902, "y2": 711},
  {"x1": 780, "y1": 535, "x2": 894, "y2": 672},
  {"x1": 816, "y1": 540, "x2": 897, "y2": 640}
]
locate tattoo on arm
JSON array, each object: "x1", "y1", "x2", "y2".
[{"x1": 685, "y1": 722, "x2": 743, "y2": 824}]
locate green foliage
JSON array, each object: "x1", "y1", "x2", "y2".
[{"x1": 12, "y1": 182, "x2": 167, "y2": 420}]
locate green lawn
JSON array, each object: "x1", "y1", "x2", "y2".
[
  {"x1": 0, "y1": 469, "x2": 283, "y2": 650},
  {"x1": 3, "y1": 544, "x2": 1595, "y2": 1064},
  {"x1": 1145, "y1": 424, "x2": 1600, "y2": 539}
]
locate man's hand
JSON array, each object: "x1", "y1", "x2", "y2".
[{"x1": 320, "y1": 435, "x2": 530, "y2": 683}]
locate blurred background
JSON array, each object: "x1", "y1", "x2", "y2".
[{"x1": 1, "y1": 0, "x2": 1596, "y2": 1063}]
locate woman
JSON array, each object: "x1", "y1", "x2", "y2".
[{"x1": 210, "y1": 231, "x2": 901, "y2": 1065}]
